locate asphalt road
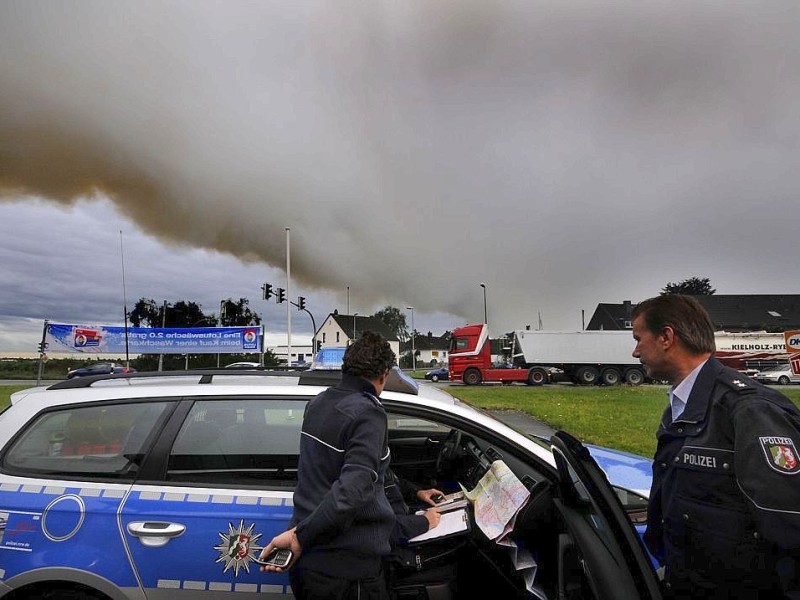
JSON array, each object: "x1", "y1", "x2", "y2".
[
  {"x1": 489, "y1": 409, "x2": 556, "y2": 438},
  {"x1": 422, "y1": 380, "x2": 557, "y2": 437}
]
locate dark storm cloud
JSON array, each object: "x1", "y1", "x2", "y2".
[{"x1": 2, "y1": 0, "x2": 800, "y2": 337}]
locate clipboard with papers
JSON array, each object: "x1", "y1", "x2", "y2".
[{"x1": 408, "y1": 507, "x2": 471, "y2": 545}]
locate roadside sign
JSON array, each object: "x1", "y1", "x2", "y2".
[
  {"x1": 784, "y1": 330, "x2": 800, "y2": 376},
  {"x1": 791, "y1": 355, "x2": 800, "y2": 377}
]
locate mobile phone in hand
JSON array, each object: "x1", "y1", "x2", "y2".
[
  {"x1": 254, "y1": 548, "x2": 293, "y2": 568},
  {"x1": 431, "y1": 493, "x2": 445, "y2": 503}
]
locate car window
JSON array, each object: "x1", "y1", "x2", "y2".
[
  {"x1": 166, "y1": 398, "x2": 307, "y2": 487},
  {"x1": 2, "y1": 401, "x2": 172, "y2": 479},
  {"x1": 612, "y1": 486, "x2": 649, "y2": 525},
  {"x1": 387, "y1": 414, "x2": 450, "y2": 434},
  {"x1": 452, "y1": 337, "x2": 470, "y2": 351}
]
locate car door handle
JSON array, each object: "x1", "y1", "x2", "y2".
[{"x1": 127, "y1": 521, "x2": 186, "y2": 547}]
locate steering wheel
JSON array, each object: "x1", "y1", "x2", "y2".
[{"x1": 435, "y1": 429, "x2": 463, "y2": 473}]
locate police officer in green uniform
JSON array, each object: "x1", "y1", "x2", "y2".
[{"x1": 631, "y1": 295, "x2": 800, "y2": 599}]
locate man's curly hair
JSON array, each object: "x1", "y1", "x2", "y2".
[{"x1": 342, "y1": 330, "x2": 396, "y2": 380}]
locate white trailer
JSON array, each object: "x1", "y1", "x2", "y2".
[{"x1": 511, "y1": 330, "x2": 645, "y2": 385}]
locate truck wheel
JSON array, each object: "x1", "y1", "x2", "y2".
[
  {"x1": 624, "y1": 368, "x2": 645, "y2": 386},
  {"x1": 575, "y1": 366, "x2": 599, "y2": 385},
  {"x1": 601, "y1": 368, "x2": 621, "y2": 386},
  {"x1": 527, "y1": 368, "x2": 547, "y2": 386},
  {"x1": 463, "y1": 369, "x2": 482, "y2": 386}
]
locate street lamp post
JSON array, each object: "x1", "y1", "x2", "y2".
[
  {"x1": 218, "y1": 300, "x2": 227, "y2": 368},
  {"x1": 187, "y1": 315, "x2": 216, "y2": 370},
  {"x1": 352, "y1": 313, "x2": 358, "y2": 344},
  {"x1": 480, "y1": 283, "x2": 488, "y2": 324},
  {"x1": 406, "y1": 306, "x2": 415, "y2": 371}
]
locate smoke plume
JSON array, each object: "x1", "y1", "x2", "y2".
[{"x1": 3, "y1": 0, "x2": 800, "y2": 333}]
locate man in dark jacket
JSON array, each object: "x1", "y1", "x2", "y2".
[
  {"x1": 260, "y1": 331, "x2": 397, "y2": 600},
  {"x1": 632, "y1": 295, "x2": 800, "y2": 599}
]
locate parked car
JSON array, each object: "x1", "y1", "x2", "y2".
[
  {"x1": 425, "y1": 366, "x2": 450, "y2": 382},
  {"x1": 66, "y1": 362, "x2": 135, "y2": 378},
  {"x1": 308, "y1": 346, "x2": 347, "y2": 370},
  {"x1": 0, "y1": 369, "x2": 659, "y2": 600},
  {"x1": 753, "y1": 363, "x2": 800, "y2": 385}
]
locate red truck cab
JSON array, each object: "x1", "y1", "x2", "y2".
[{"x1": 449, "y1": 324, "x2": 545, "y2": 385}]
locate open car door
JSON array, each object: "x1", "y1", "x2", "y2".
[{"x1": 550, "y1": 431, "x2": 662, "y2": 600}]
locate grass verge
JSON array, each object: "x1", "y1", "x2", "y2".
[
  {"x1": 444, "y1": 384, "x2": 800, "y2": 458},
  {"x1": 447, "y1": 385, "x2": 668, "y2": 456}
]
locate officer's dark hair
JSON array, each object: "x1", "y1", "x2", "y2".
[
  {"x1": 632, "y1": 295, "x2": 716, "y2": 355},
  {"x1": 342, "y1": 331, "x2": 396, "y2": 380}
]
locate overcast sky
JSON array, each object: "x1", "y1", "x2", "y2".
[{"x1": 2, "y1": 1, "x2": 800, "y2": 354}]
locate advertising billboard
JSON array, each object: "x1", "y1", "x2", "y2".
[{"x1": 45, "y1": 323, "x2": 262, "y2": 355}]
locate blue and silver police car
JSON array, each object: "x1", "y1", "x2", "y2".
[{"x1": 0, "y1": 370, "x2": 660, "y2": 600}]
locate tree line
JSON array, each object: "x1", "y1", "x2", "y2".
[
  {"x1": 128, "y1": 299, "x2": 433, "y2": 342},
  {"x1": 127, "y1": 275, "x2": 713, "y2": 357}
]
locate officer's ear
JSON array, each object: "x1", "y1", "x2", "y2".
[
  {"x1": 660, "y1": 326, "x2": 676, "y2": 349},
  {"x1": 373, "y1": 369, "x2": 390, "y2": 395}
]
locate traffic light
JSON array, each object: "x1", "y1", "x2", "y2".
[
  {"x1": 298, "y1": 296, "x2": 306, "y2": 311},
  {"x1": 37, "y1": 341, "x2": 46, "y2": 354},
  {"x1": 261, "y1": 283, "x2": 273, "y2": 300},
  {"x1": 276, "y1": 288, "x2": 286, "y2": 303}
]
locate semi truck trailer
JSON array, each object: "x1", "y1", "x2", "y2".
[
  {"x1": 448, "y1": 324, "x2": 645, "y2": 386},
  {"x1": 712, "y1": 331, "x2": 788, "y2": 373},
  {"x1": 448, "y1": 324, "x2": 791, "y2": 386}
]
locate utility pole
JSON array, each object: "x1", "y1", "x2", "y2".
[
  {"x1": 158, "y1": 300, "x2": 167, "y2": 371},
  {"x1": 36, "y1": 319, "x2": 48, "y2": 386},
  {"x1": 406, "y1": 306, "x2": 415, "y2": 371},
  {"x1": 120, "y1": 231, "x2": 130, "y2": 368},
  {"x1": 261, "y1": 283, "x2": 273, "y2": 365},
  {"x1": 218, "y1": 299, "x2": 225, "y2": 367},
  {"x1": 293, "y1": 296, "x2": 316, "y2": 360},
  {"x1": 286, "y1": 227, "x2": 292, "y2": 367},
  {"x1": 480, "y1": 283, "x2": 488, "y2": 325}
]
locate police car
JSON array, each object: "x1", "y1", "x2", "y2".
[{"x1": 0, "y1": 370, "x2": 660, "y2": 600}]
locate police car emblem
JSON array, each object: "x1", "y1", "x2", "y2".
[
  {"x1": 214, "y1": 520, "x2": 264, "y2": 575},
  {"x1": 759, "y1": 436, "x2": 800, "y2": 474}
]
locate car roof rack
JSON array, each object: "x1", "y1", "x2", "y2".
[
  {"x1": 46, "y1": 366, "x2": 420, "y2": 395},
  {"x1": 47, "y1": 369, "x2": 337, "y2": 390}
]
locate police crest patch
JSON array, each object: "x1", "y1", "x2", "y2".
[
  {"x1": 214, "y1": 520, "x2": 264, "y2": 575},
  {"x1": 759, "y1": 436, "x2": 800, "y2": 474}
]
